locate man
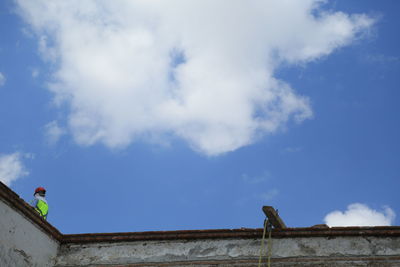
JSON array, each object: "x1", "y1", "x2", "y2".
[{"x1": 31, "y1": 187, "x2": 49, "y2": 220}]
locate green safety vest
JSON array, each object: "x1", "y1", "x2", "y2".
[{"x1": 35, "y1": 199, "x2": 49, "y2": 220}]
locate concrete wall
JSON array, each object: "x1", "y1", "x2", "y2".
[
  {"x1": 55, "y1": 235, "x2": 400, "y2": 266},
  {"x1": 0, "y1": 198, "x2": 59, "y2": 267}
]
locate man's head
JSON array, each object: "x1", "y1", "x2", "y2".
[{"x1": 34, "y1": 187, "x2": 46, "y2": 196}]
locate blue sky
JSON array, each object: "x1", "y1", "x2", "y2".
[{"x1": 0, "y1": 0, "x2": 399, "y2": 234}]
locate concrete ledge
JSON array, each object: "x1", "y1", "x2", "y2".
[
  {"x1": 55, "y1": 256, "x2": 400, "y2": 267},
  {"x1": 55, "y1": 236, "x2": 400, "y2": 266},
  {"x1": 61, "y1": 226, "x2": 400, "y2": 244}
]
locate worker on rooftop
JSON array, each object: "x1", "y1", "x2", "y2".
[{"x1": 31, "y1": 187, "x2": 49, "y2": 220}]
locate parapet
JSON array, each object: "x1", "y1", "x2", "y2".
[{"x1": 1, "y1": 181, "x2": 400, "y2": 266}]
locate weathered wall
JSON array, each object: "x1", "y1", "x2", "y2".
[
  {"x1": 55, "y1": 235, "x2": 400, "y2": 266},
  {"x1": 0, "y1": 198, "x2": 59, "y2": 267}
]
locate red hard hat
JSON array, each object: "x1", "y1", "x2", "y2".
[{"x1": 34, "y1": 187, "x2": 46, "y2": 194}]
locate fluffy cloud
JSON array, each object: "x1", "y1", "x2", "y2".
[
  {"x1": 0, "y1": 152, "x2": 30, "y2": 186},
  {"x1": 44, "y1": 120, "x2": 66, "y2": 145},
  {"x1": 0, "y1": 72, "x2": 5, "y2": 87},
  {"x1": 324, "y1": 203, "x2": 395, "y2": 227},
  {"x1": 16, "y1": 0, "x2": 374, "y2": 155}
]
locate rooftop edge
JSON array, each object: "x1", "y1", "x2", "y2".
[{"x1": 1, "y1": 181, "x2": 399, "y2": 245}]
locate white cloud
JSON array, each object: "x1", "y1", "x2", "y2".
[
  {"x1": 0, "y1": 152, "x2": 30, "y2": 186},
  {"x1": 0, "y1": 72, "x2": 5, "y2": 87},
  {"x1": 31, "y1": 68, "x2": 39, "y2": 78},
  {"x1": 324, "y1": 203, "x2": 395, "y2": 227},
  {"x1": 259, "y1": 189, "x2": 279, "y2": 201},
  {"x1": 16, "y1": 0, "x2": 374, "y2": 155},
  {"x1": 44, "y1": 120, "x2": 66, "y2": 145},
  {"x1": 364, "y1": 54, "x2": 400, "y2": 64}
]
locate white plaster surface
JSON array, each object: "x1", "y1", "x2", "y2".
[
  {"x1": 55, "y1": 236, "x2": 400, "y2": 266},
  {"x1": 0, "y1": 199, "x2": 59, "y2": 267}
]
